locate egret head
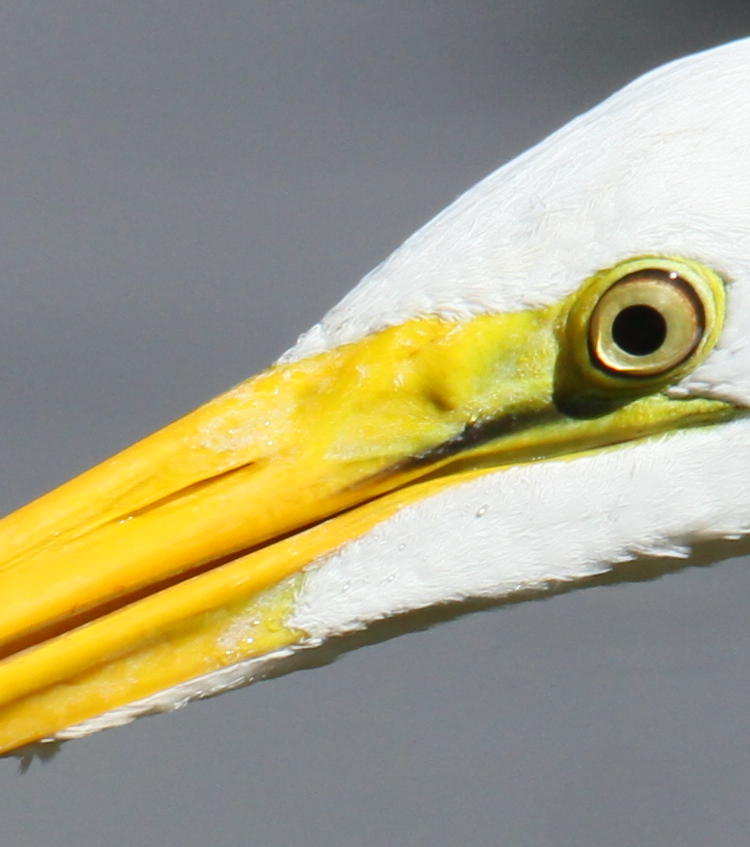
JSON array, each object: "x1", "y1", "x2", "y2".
[{"x1": 1, "y1": 38, "x2": 749, "y2": 753}]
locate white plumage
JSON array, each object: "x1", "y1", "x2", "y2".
[
  {"x1": 286, "y1": 37, "x2": 750, "y2": 630},
  {"x1": 58, "y1": 38, "x2": 750, "y2": 739}
]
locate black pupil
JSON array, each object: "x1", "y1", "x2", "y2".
[{"x1": 611, "y1": 304, "x2": 667, "y2": 356}]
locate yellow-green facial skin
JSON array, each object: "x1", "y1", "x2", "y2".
[{"x1": 371, "y1": 254, "x2": 733, "y2": 479}]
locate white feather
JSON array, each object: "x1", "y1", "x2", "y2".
[
  {"x1": 291, "y1": 418, "x2": 750, "y2": 637},
  {"x1": 286, "y1": 38, "x2": 750, "y2": 406}
]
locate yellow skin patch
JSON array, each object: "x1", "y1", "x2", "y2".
[{"x1": 0, "y1": 256, "x2": 734, "y2": 753}]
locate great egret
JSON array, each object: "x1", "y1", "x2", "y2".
[{"x1": 0, "y1": 37, "x2": 748, "y2": 755}]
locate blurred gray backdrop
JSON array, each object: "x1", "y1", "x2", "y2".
[{"x1": 2, "y1": 2, "x2": 750, "y2": 846}]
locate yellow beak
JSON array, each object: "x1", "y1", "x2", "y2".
[{"x1": 0, "y1": 291, "x2": 731, "y2": 754}]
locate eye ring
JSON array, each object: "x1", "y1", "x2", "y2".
[
  {"x1": 589, "y1": 269, "x2": 705, "y2": 377},
  {"x1": 564, "y1": 256, "x2": 725, "y2": 392}
]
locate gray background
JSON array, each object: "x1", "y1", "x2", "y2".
[{"x1": 1, "y1": 2, "x2": 750, "y2": 845}]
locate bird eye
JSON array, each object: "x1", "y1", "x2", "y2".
[
  {"x1": 588, "y1": 270, "x2": 704, "y2": 376},
  {"x1": 562, "y1": 256, "x2": 726, "y2": 395}
]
